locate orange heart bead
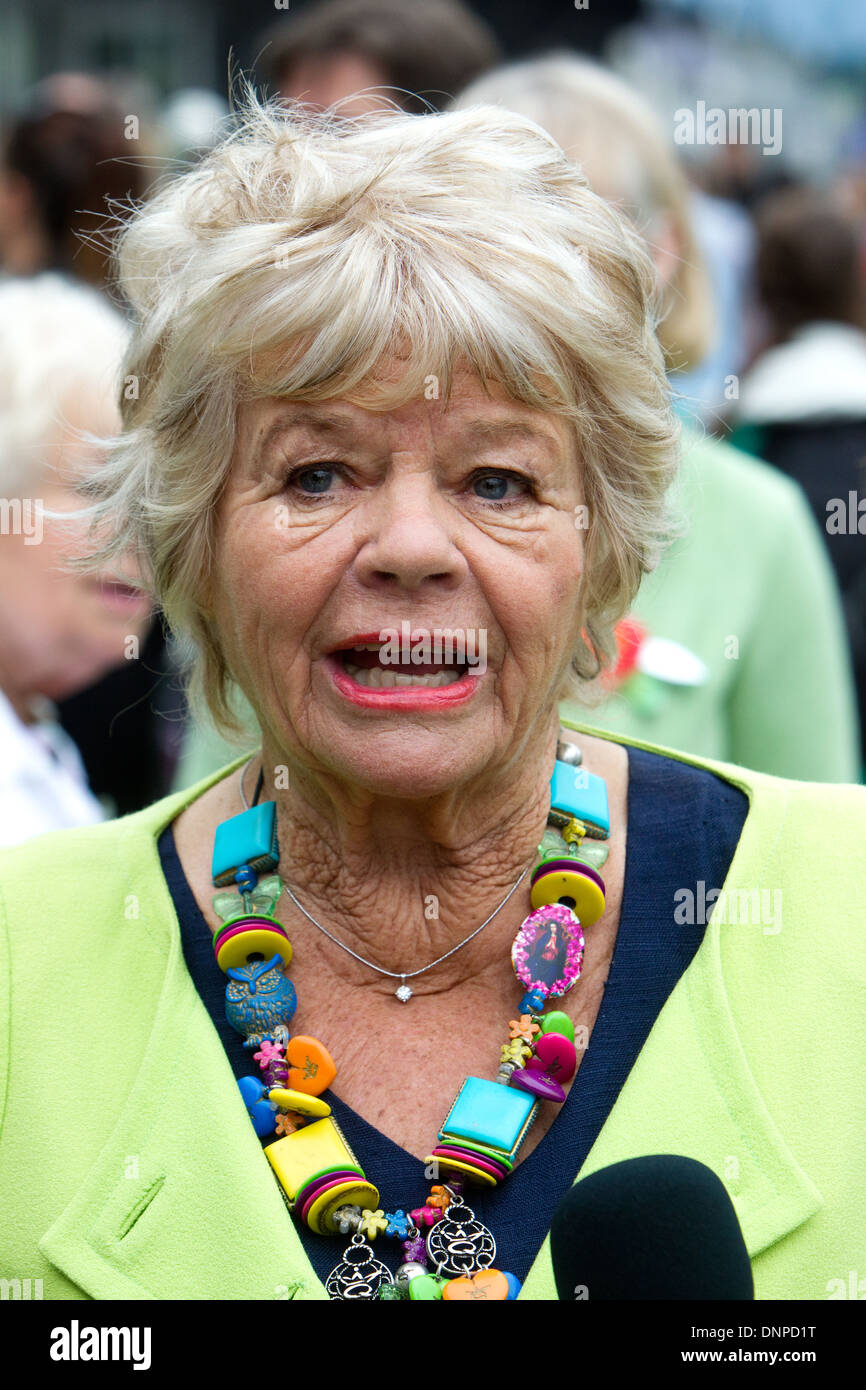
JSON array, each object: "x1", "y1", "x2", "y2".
[
  {"x1": 285, "y1": 1035, "x2": 337, "y2": 1096},
  {"x1": 442, "y1": 1269, "x2": 509, "y2": 1301}
]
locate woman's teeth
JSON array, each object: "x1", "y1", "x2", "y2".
[{"x1": 341, "y1": 663, "x2": 461, "y2": 688}]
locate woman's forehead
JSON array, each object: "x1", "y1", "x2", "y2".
[{"x1": 241, "y1": 382, "x2": 570, "y2": 451}]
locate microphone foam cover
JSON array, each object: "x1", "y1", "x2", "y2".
[{"x1": 550, "y1": 1154, "x2": 754, "y2": 1300}]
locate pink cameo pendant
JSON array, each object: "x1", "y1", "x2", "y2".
[{"x1": 511, "y1": 903, "x2": 585, "y2": 1001}]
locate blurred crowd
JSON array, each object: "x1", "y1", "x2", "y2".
[{"x1": 1, "y1": 0, "x2": 864, "y2": 846}]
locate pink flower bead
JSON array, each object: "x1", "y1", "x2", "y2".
[{"x1": 410, "y1": 1205, "x2": 441, "y2": 1227}]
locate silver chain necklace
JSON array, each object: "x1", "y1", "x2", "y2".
[{"x1": 238, "y1": 756, "x2": 531, "y2": 1002}]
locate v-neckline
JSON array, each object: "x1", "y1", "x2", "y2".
[
  {"x1": 160, "y1": 740, "x2": 751, "y2": 1293},
  {"x1": 166, "y1": 749, "x2": 642, "y2": 1169}
]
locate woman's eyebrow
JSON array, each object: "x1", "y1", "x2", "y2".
[
  {"x1": 461, "y1": 419, "x2": 560, "y2": 454},
  {"x1": 258, "y1": 409, "x2": 360, "y2": 454},
  {"x1": 256, "y1": 410, "x2": 562, "y2": 458}
]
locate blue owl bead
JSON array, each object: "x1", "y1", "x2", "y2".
[
  {"x1": 248, "y1": 1100, "x2": 276, "y2": 1134},
  {"x1": 224, "y1": 953, "x2": 298, "y2": 1048},
  {"x1": 249, "y1": 1102, "x2": 277, "y2": 1138}
]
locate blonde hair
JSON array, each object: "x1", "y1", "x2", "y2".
[
  {"x1": 83, "y1": 93, "x2": 679, "y2": 734},
  {"x1": 455, "y1": 53, "x2": 715, "y2": 372}
]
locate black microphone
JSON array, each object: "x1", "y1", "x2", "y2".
[{"x1": 550, "y1": 1155, "x2": 754, "y2": 1299}]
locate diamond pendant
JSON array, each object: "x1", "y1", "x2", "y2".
[{"x1": 395, "y1": 979, "x2": 413, "y2": 1003}]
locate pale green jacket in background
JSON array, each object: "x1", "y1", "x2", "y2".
[
  {"x1": 1, "y1": 724, "x2": 864, "y2": 1300},
  {"x1": 564, "y1": 430, "x2": 860, "y2": 780}
]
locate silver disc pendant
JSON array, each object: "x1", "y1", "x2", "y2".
[
  {"x1": 426, "y1": 1201, "x2": 497, "y2": 1277},
  {"x1": 325, "y1": 1232, "x2": 394, "y2": 1300}
]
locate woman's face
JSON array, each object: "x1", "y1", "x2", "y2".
[
  {"x1": 0, "y1": 397, "x2": 152, "y2": 708},
  {"x1": 541, "y1": 923, "x2": 560, "y2": 962},
  {"x1": 210, "y1": 367, "x2": 586, "y2": 799}
]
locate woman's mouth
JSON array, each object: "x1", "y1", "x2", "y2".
[
  {"x1": 325, "y1": 639, "x2": 481, "y2": 708},
  {"x1": 89, "y1": 578, "x2": 152, "y2": 617},
  {"x1": 338, "y1": 643, "x2": 465, "y2": 689}
]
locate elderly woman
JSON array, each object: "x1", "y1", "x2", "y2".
[
  {"x1": 176, "y1": 57, "x2": 860, "y2": 788},
  {"x1": 0, "y1": 101, "x2": 863, "y2": 1303},
  {"x1": 0, "y1": 274, "x2": 151, "y2": 844}
]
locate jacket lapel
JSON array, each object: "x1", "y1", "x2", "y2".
[
  {"x1": 518, "y1": 912, "x2": 824, "y2": 1298},
  {"x1": 520, "y1": 726, "x2": 823, "y2": 1298},
  {"x1": 39, "y1": 772, "x2": 330, "y2": 1301}
]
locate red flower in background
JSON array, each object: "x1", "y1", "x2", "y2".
[{"x1": 603, "y1": 616, "x2": 648, "y2": 690}]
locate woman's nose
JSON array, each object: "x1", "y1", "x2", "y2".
[{"x1": 353, "y1": 472, "x2": 468, "y2": 593}]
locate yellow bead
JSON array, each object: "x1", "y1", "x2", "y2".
[
  {"x1": 530, "y1": 864, "x2": 605, "y2": 926},
  {"x1": 562, "y1": 817, "x2": 586, "y2": 845},
  {"x1": 500, "y1": 1040, "x2": 530, "y2": 1066},
  {"x1": 265, "y1": 1115, "x2": 360, "y2": 1201},
  {"x1": 216, "y1": 926, "x2": 293, "y2": 973},
  {"x1": 423, "y1": 1155, "x2": 498, "y2": 1187},
  {"x1": 307, "y1": 1181, "x2": 381, "y2": 1235},
  {"x1": 268, "y1": 1088, "x2": 331, "y2": 1118},
  {"x1": 358, "y1": 1208, "x2": 389, "y2": 1238}
]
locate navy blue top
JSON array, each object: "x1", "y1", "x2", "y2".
[{"x1": 158, "y1": 745, "x2": 748, "y2": 1290}]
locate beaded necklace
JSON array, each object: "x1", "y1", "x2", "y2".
[{"x1": 209, "y1": 741, "x2": 610, "y2": 1300}]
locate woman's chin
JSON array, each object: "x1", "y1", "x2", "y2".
[{"x1": 310, "y1": 728, "x2": 488, "y2": 801}]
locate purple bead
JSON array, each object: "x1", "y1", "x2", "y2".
[
  {"x1": 510, "y1": 1068, "x2": 566, "y2": 1104},
  {"x1": 530, "y1": 859, "x2": 605, "y2": 893},
  {"x1": 402, "y1": 1235, "x2": 428, "y2": 1264}
]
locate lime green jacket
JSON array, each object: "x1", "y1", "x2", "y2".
[{"x1": 2, "y1": 726, "x2": 864, "y2": 1300}]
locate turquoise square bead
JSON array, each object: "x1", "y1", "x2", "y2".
[
  {"x1": 549, "y1": 761, "x2": 610, "y2": 836},
  {"x1": 211, "y1": 802, "x2": 279, "y2": 887},
  {"x1": 440, "y1": 1077, "x2": 535, "y2": 1155}
]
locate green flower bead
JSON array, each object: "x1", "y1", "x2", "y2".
[
  {"x1": 378, "y1": 1282, "x2": 405, "y2": 1300},
  {"x1": 538, "y1": 828, "x2": 568, "y2": 862}
]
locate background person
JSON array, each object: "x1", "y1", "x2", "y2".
[
  {"x1": 729, "y1": 187, "x2": 866, "y2": 767},
  {"x1": 0, "y1": 73, "x2": 184, "y2": 813},
  {"x1": 258, "y1": 0, "x2": 501, "y2": 114},
  {"x1": 454, "y1": 53, "x2": 861, "y2": 781},
  {"x1": 0, "y1": 274, "x2": 152, "y2": 845},
  {"x1": 0, "y1": 72, "x2": 153, "y2": 291}
]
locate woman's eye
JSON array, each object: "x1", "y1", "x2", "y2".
[
  {"x1": 287, "y1": 465, "x2": 341, "y2": 495},
  {"x1": 471, "y1": 471, "x2": 531, "y2": 504}
]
